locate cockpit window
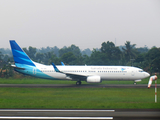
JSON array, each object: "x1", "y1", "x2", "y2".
[{"x1": 139, "y1": 70, "x2": 143, "y2": 72}]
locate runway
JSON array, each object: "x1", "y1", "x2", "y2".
[
  {"x1": 0, "y1": 84, "x2": 159, "y2": 88},
  {"x1": 0, "y1": 109, "x2": 159, "y2": 120}
]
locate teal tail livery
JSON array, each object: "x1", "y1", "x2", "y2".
[
  {"x1": 10, "y1": 40, "x2": 150, "y2": 85},
  {"x1": 10, "y1": 40, "x2": 35, "y2": 67},
  {"x1": 10, "y1": 40, "x2": 54, "y2": 79}
]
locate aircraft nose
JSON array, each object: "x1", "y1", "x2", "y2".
[{"x1": 145, "y1": 72, "x2": 150, "y2": 77}]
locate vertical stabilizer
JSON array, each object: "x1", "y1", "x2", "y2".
[{"x1": 10, "y1": 40, "x2": 35, "y2": 66}]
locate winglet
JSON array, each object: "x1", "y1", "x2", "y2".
[
  {"x1": 52, "y1": 63, "x2": 61, "y2": 72},
  {"x1": 61, "y1": 62, "x2": 65, "y2": 66}
]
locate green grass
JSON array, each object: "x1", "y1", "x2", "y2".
[
  {"x1": 0, "y1": 75, "x2": 158, "y2": 84},
  {"x1": 0, "y1": 87, "x2": 159, "y2": 109},
  {"x1": 0, "y1": 76, "x2": 159, "y2": 109}
]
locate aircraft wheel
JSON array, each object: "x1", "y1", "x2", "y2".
[
  {"x1": 79, "y1": 81, "x2": 81, "y2": 85},
  {"x1": 76, "y1": 81, "x2": 81, "y2": 85}
]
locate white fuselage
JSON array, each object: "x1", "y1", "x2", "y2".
[{"x1": 33, "y1": 62, "x2": 150, "y2": 81}]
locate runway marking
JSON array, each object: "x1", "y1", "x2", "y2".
[
  {"x1": 0, "y1": 109, "x2": 115, "y2": 112},
  {"x1": 0, "y1": 116, "x2": 113, "y2": 119}
]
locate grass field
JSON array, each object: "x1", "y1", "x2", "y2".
[
  {"x1": 0, "y1": 87, "x2": 159, "y2": 109},
  {"x1": 0, "y1": 76, "x2": 159, "y2": 109}
]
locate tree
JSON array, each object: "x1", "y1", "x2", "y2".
[
  {"x1": 81, "y1": 48, "x2": 92, "y2": 56},
  {"x1": 0, "y1": 48, "x2": 12, "y2": 56},
  {"x1": 101, "y1": 41, "x2": 115, "y2": 53},
  {"x1": 61, "y1": 52, "x2": 77, "y2": 65},
  {"x1": 49, "y1": 54, "x2": 61, "y2": 65},
  {"x1": 82, "y1": 54, "x2": 90, "y2": 65},
  {"x1": 35, "y1": 53, "x2": 45, "y2": 63},
  {"x1": 122, "y1": 41, "x2": 138, "y2": 65},
  {"x1": 44, "y1": 52, "x2": 54, "y2": 64},
  {"x1": 59, "y1": 45, "x2": 81, "y2": 57},
  {"x1": 0, "y1": 51, "x2": 4, "y2": 60},
  {"x1": 89, "y1": 49, "x2": 109, "y2": 65},
  {"x1": 137, "y1": 46, "x2": 149, "y2": 53},
  {"x1": 28, "y1": 46, "x2": 36, "y2": 60},
  {"x1": 23, "y1": 48, "x2": 29, "y2": 55},
  {"x1": 23, "y1": 46, "x2": 37, "y2": 60},
  {"x1": 0, "y1": 51, "x2": 4, "y2": 68},
  {"x1": 145, "y1": 47, "x2": 160, "y2": 74},
  {"x1": 52, "y1": 46, "x2": 59, "y2": 57},
  {"x1": 37, "y1": 46, "x2": 59, "y2": 57},
  {"x1": 100, "y1": 41, "x2": 122, "y2": 65}
]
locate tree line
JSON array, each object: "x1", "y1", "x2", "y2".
[{"x1": 0, "y1": 41, "x2": 160, "y2": 78}]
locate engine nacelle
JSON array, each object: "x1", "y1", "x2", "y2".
[
  {"x1": 86, "y1": 76, "x2": 101, "y2": 83},
  {"x1": 134, "y1": 79, "x2": 141, "y2": 82}
]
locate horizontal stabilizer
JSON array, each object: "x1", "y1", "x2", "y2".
[{"x1": 11, "y1": 64, "x2": 25, "y2": 70}]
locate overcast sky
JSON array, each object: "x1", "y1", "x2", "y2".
[{"x1": 0, "y1": 0, "x2": 160, "y2": 50}]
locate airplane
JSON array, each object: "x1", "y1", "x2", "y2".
[{"x1": 10, "y1": 40, "x2": 150, "y2": 85}]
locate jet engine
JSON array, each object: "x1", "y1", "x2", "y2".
[{"x1": 86, "y1": 76, "x2": 101, "y2": 83}]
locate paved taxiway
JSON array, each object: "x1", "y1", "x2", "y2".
[
  {"x1": 0, "y1": 109, "x2": 159, "y2": 120},
  {"x1": 0, "y1": 84, "x2": 160, "y2": 88}
]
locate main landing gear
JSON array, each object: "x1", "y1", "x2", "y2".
[
  {"x1": 134, "y1": 82, "x2": 137, "y2": 85},
  {"x1": 76, "y1": 81, "x2": 81, "y2": 85}
]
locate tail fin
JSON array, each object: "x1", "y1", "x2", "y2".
[{"x1": 10, "y1": 40, "x2": 35, "y2": 66}]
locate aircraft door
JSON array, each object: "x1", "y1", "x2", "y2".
[
  {"x1": 33, "y1": 68, "x2": 36, "y2": 75},
  {"x1": 131, "y1": 71, "x2": 135, "y2": 76}
]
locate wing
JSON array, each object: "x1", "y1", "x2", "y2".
[{"x1": 52, "y1": 63, "x2": 87, "y2": 80}]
